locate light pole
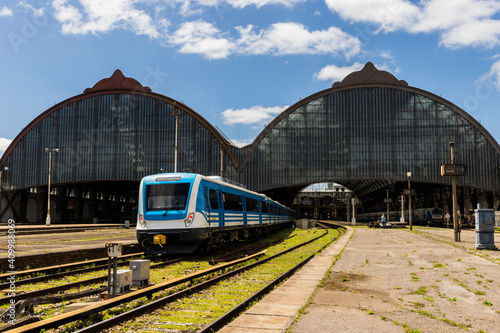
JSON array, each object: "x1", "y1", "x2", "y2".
[
  {"x1": 45, "y1": 148, "x2": 59, "y2": 226},
  {"x1": 386, "y1": 189, "x2": 390, "y2": 224},
  {"x1": 450, "y1": 141, "x2": 459, "y2": 242},
  {"x1": 172, "y1": 108, "x2": 178, "y2": 173},
  {"x1": 407, "y1": 171, "x2": 412, "y2": 231}
]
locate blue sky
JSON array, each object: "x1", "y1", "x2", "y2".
[{"x1": 1, "y1": 0, "x2": 500, "y2": 156}]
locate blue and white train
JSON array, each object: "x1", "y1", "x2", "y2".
[{"x1": 136, "y1": 173, "x2": 295, "y2": 254}]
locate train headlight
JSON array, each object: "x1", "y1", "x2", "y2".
[
  {"x1": 185, "y1": 212, "x2": 195, "y2": 227},
  {"x1": 139, "y1": 214, "x2": 146, "y2": 228}
]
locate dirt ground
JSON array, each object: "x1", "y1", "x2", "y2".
[{"x1": 290, "y1": 227, "x2": 500, "y2": 333}]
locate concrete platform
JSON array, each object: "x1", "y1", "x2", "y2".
[
  {"x1": 221, "y1": 226, "x2": 500, "y2": 333},
  {"x1": 219, "y1": 226, "x2": 354, "y2": 333}
]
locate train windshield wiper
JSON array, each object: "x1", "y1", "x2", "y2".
[{"x1": 162, "y1": 200, "x2": 180, "y2": 216}]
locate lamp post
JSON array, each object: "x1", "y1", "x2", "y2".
[
  {"x1": 386, "y1": 189, "x2": 390, "y2": 224},
  {"x1": 172, "y1": 108, "x2": 179, "y2": 173},
  {"x1": 45, "y1": 148, "x2": 59, "y2": 226},
  {"x1": 407, "y1": 171, "x2": 412, "y2": 231},
  {"x1": 450, "y1": 141, "x2": 459, "y2": 242}
]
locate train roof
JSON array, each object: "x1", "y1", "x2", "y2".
[{"x1": 141, "y1": 173, "x2": 292, "y2": 210}]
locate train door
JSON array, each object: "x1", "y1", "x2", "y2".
[
  {"x1": 218, "y1": 190, "x2": 225, "y2": 227},
  {"x1": 204, "y1": 187, "x2": 211, "y2": 224},
  {"x1": 258, "y1": 201, "x2": 263, "y2": 224},
  {"x1": 242, "y1": 197, "x2": 247, "y2": 225},
  {"x1": 207, "y1": 188, "x2": 224, "y2": 227}
]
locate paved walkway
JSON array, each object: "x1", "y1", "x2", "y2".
[
  {"x1": 221, "y1": 226, "x2": 500, "y2": 333},
  {"x1": 219, "y1": 226, "x2": 354, "y2": 332}
]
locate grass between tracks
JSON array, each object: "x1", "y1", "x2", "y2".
[
  {"x1": 52, "y1": 227, "x2": 340, "y2": 332},
  {"x1": 115, "y1": 228, "x2": 340, "y2": 333}
]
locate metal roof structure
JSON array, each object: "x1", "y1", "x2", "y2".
[{"x1": 1, "y1": 63, "x2": 499, "y2": 223}]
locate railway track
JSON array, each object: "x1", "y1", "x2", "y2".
[
  {"x1": 0, "y1": 252, "x2": 146, "y2": 290},
  {"x1": 0, "y1": 234, "x2": 291, "y2": 306},
  {"x1": 0, "y1": 226, "x2": 342, "y2": 332},
  {"x1": 2, "y1": 227, "x2": 342, "y2": 332}
]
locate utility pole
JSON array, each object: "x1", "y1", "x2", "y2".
[{"x1": 440, "y1": 140, "x2": 466, "y2": 242}]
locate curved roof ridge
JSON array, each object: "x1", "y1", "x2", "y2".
[
  {"x1": 333, "y1": 62, "x2": 408, "y2": 88},
  {"x1": 0, "y1": 71, "x2": 239, "y2": 168},
  {"x1": 84, "y1": 69, "x2": 152, "y2": 94}
]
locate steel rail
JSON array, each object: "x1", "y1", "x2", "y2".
[
  {"x1": 0, "y1": 239, "x2": 275, "y2": 305},
  {"x1": 0, "y1": 258, "x2": 182, "y2": 306},
  {"x1": 5, "y1": 251, "x2": 267, "y2": 333},
  {"x1": 0, "y1": 252, "x2": 144, "y2": 282},
  {"x1": 199, "y1": 231, "x2": 338, "y2": 332},
  {"x1": 73, "y1": 230, "x2": 328, "y2": 332}
]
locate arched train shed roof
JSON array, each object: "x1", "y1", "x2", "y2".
[
  {"x1": 238, "y1": 62, "x2": 500, "y2": 202},
  {"x1": 0, "y1": 70, "x2": 239, "y2": 191}
]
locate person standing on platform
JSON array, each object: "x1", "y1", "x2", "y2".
[{"x1": 381, "y1": 214, "x2": 386, "y2": 229}]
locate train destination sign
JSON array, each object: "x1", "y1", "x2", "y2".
[{"x1": 441, "y1": 164, "x2": 466, "y2": 177}]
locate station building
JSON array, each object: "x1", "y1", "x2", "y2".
[{"x1": 1, "y1": 63, "x2": 499, "y2": 223}]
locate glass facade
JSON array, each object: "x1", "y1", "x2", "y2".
[
  {"x1": 1, "y1": 93, "x2": 235, "y2": 191},
  {"x1": 240, "y1": 87, "x2": 500, "y2": 197},
  {"x1": 1, "y1": 66, "x2": 499, "y2": 222}
]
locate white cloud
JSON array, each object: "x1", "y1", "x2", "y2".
[
  {"x1": 44, "y1": 2, "x2": 361, "y2": 60},
  {"x1": 314, "y1": 62, "x2": 396, "y2": 82},
  {"x1": 0, "y1": 7, "x2": 13, "y2": 16},
  {"x1": 225, "y1": 0, "x2": 305, "y2": 9},
  {"x1": 314, "y1": 62, "x2": 364, "y2": 82},
  {"x1": 440, "y1": 20, "x2": 500, "y2": 49},
  {"x1": 236, "y1": 23, "x2": 361, "y2": 58},
  {"x1": 222, "y1": 105, "x2": 288, "y2": 126},
  {"x1": 17, "y1": 2, "x2": 46, "y2": 16},
  {"x1": 166, "y1": 0, "x2": 305, "y2": 15},
  {"x1": 169, "y1": 21, "x2": 361, "y2": 60},
  {"x1": 51, "y1": 0, "x2": 164, "y2": 37},
  {"x1": 0, "y1": 138, "x2": 12, "y2": 157},
  {"x1": 169, "y1": 20, "x2": 234, "y2": 59},
  {"x1": 478, "y1": 59, "x2": 500, "y2": 90},
  {"x1": 326, "y1": 0, "x2": 420, "y2": 33},
  {"x1": 326, "y1": 0, "x2": 500, "y2": 49},
  {"x1": 230, "y1": 138, "x2": 254, "y2": 147}
]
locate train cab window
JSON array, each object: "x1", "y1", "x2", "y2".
[
  {"x1": 209, "y1": 189, "x2": 219, "y2": 209},
  {"x1": 146, "y1": 183, "x2": 190, "y2": 211},
  {"x1": 223, "y1": 192, "x2": 243, "y2": 211},
  {"x1": 246, "y1": 198, "x2": 259, "y2": 213}
]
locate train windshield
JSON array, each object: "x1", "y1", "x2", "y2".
[{"x1": 146, "y1": 183, "x2": 191, "y2": 211}]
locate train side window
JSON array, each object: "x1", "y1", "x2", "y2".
[
  {"x1": 246, "y1": 198, "x2": 259, "y2": 213},
  {"x1": 209, "y1": 189, "x2": 218, "y2": 209},
  {"x1": 260, "y1": 201, "x2": 268, "y2": 214},
  {"x1": 223, "y1": 192, "x2": 243, "y2": 211}
]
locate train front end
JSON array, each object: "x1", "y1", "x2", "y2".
[{"x1": 136, "y1": 173, "x2": 209, "y2": 254}]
